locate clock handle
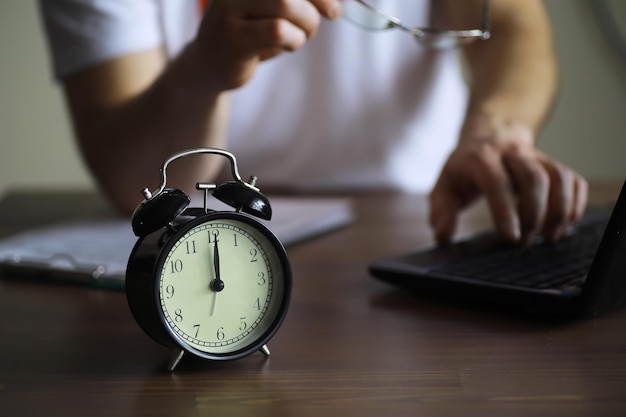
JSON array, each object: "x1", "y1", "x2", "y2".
[
  {"x1": 154, "y1": 148, "x2": 246, "y2": 197},
  {"x1": 131, "y1": 148, "x2": 272, "y2": 236}
]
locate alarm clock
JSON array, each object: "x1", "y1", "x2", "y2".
[{"x1": 126, "y1": 148, "x2": 292, "y2": 371}]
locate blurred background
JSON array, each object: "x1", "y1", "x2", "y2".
[{"x1": 0, "y1": 0, "x2": 625, "y2": 197}]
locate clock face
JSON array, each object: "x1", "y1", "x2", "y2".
[{"x1": 157, "y1": 214, "x2": 290, "y2": 358}]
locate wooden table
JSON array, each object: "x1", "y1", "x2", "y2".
[{"x1": 0, "y1": 185, "x2": 625, "y2": 417}]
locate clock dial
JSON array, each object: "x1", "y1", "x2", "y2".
[{"x1": 158, "y1": 216, "x2": 287, "y2": 356}]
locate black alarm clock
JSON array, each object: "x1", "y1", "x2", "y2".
[{"x1": 126, "y1": 148, "x2": 292, "y2": 371}]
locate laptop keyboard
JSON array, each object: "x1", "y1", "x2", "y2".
[{"x1": 432, "y1": 220, "x2": 606, "y2": 291}]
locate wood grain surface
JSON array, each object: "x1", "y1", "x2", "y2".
[{"x1": 0, "y1": 184, "x2": 624, "y2": 417}]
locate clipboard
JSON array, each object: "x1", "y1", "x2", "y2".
[{"x1": 0, "y1": 197, "x2": 353, "y2": 290}]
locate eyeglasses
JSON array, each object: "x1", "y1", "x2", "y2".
[{"x1": 342, "y1": 0, "x2": 491, "y2": 49}]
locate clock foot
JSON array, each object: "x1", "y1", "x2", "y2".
[
  {"x1": 259, "y1": 344, "x2": 271, "y2": 357},
  {"x1": 167, "y1": 349, "x2": 185, "y2": 371}
]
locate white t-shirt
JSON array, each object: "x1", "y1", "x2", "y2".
[{"x1": 39, "y1": 0, "x2": 468, "y2": 193}]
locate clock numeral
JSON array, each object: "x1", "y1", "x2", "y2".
[
  {"x1": 253, "y1": 297, "x2": 261, "y2": 311},
  {"x1": 193, "y1": 324, "x2": 200, "y2": 338},
  {"x1": 208, "y1": 229, "x2": 220, "y2": 243},
  {"x1": 174, "y1": 309, "x2": 183, "y2": 322},
  {"x1": 233, "y1": 234, "x2": 239, "y2": 247},
  {"x1": 169, "y1": 259, "x2": 183, "y2": 274},
  {"x1": 185, "y1": 240, "x2": 197, "y2": 254},
  {"x1": 257, "y1": 272, "x2": 266, "y2": 286},
  {"x1": 165, "y1": 285, "x2": 175, "y2": 299},
  {"x1": 250, "y1": 249, "x2": 258, "y2": 263},
  {"x1": 216, "y1": 327, "x2": 225, "y2": 341},
  {"x1": 239, "y1": 317, "x2": 247, "y2": 331}
]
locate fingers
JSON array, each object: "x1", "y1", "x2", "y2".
[
  {"x1": 240, "y1": 19, "x2": 309, "y2": 54},
  {"x1": 470, "y1": 143, "x2": 522, "y2": 242},
  {"x1": 536, "y1": 154, "x2": 589, "y2": 241},
  {"x1": 429, "y1": 143, "x2": 521, "y2": 244},
  {"x1": 232, "y1": 0, "x2": 341, "y2": 43},
  {"x1": 240, "y1": 0, "x2": 341, "y2": 20},
  {"x1": 494, "y1": 146, "x2": 586, "y2": 244},
  {"x1": 237, "y1": 0, "x2": 321, "y2": 43},
  {"x1": 542, "y1": 160, "x2": 574, "y2": 241},
  {"x1": 430, "y1": 139, "x2": 588, "y2": 246},
  {"x1": 243, "y1": 0, "x2": 342, "y2": 21},
  {"x1": 503, "y1": 145, "x2": 549, "y2": 244},
  {"x1": 309, "y1": 0, "x2": 343, "y2": 19},
  {"x1": 195, "y1": 0, "x2": 341, "y2": 91},
  {"x1": 429, "y1": 178, "x2": 464, "y2": 244},
  {"x1": 572, "y1": 175, "x2": 589, "y2": 223}
]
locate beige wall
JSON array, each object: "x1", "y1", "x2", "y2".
[
  {"x1": 541, "y1": 0, "x2": 626, "y2": 181},
  {"x1": 0, "y1": 0, "x2": 625, "y2": 197},
  {"x1": 0, "y1": 1, "x2": 91, "y2": 193}
]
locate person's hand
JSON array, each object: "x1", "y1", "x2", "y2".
[
  {"x1": 429, "y1": 116, "x2": 588, "y2": 245},
  {"x1": 189, "y1": 0, "x2": 342, "y2": 92}
]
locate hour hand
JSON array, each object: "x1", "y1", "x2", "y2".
[{"x1": 210, "y1": 238, "x2": 225, "y2": 292}]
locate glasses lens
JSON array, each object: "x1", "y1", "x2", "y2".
[{"x1": 342, "y1": 1, "x2": 396, "y2": 31}]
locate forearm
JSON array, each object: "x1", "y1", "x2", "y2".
[
  {"x1": 64, "y1": 45, "x2": 230, "y2": 214},
  {"x1": 457, "y1": 0, "x2": 558, "y2": 141},
  {"x1": 430, "y1": 1, "x2": 588, "y2": 245}
]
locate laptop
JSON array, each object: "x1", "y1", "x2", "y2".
[{"x1": 369, "y1": 181, "x2": 626, "y2": 318}]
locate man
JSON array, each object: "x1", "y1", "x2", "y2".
[{"x1": 39, "y1": 0, "x2": 587, "y2": 244}]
